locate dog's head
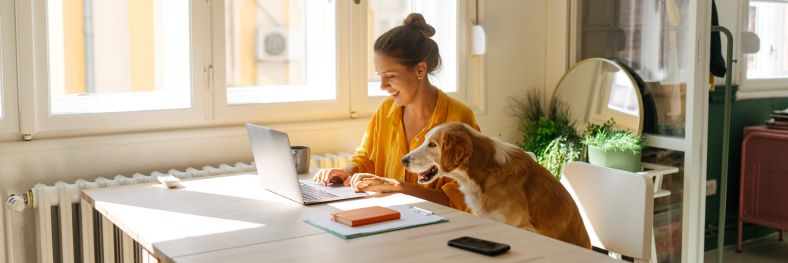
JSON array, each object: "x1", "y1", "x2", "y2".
[{"x1": 402, "y1": 122, "x2": 474, "y2": 184}]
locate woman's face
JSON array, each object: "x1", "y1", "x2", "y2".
[{"x1": 374, "y1": 52, "x2": 425, "y2": 106}]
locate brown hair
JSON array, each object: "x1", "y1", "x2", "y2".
[{"x1": 374, "y1": 13, "x2": 442, "y2": 74}]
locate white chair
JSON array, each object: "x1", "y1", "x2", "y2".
[{"x1": 560, "y1": 161, "x2": 655, "y2": 262}]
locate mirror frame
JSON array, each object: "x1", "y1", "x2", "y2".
[{"x1": 551, "y1": 58, "x2": 645, "y2": 136}]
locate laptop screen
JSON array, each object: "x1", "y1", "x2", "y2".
[{"x1": 245, "y1": 123, "x2": 304, "y2": 203}]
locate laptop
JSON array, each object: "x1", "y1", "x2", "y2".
[{"x1": 245, "y1": 123, "x2": 368, "y2": 204}]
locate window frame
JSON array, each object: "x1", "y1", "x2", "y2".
[
  {"x1": 738, "y1": 0, "x2": 788, "y2": 99},
  {"x1": 349, "y1": 0, "x2": 477, "y2": 117},
  {"x1": 0, "y1": 0, "x2": 19, "y2": 134},
  {"x1": 18, "y1": 0, "x2": 210, "y2": 135},
  {"x1": 5, "y1": 0, "x2": 480, "y2": 139},
  {"x1": 210, "y1": 0, "x2": 351, "y2": 124}
]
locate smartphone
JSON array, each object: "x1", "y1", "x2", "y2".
[{"x1": 447, "y1": 236, "x2": 511, "y2": 256}]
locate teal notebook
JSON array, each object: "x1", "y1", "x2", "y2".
[{"x1": 303, "y1": 204, "x2": 448, "y2": 239}]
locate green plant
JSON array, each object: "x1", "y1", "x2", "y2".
[
  {"x1": 510, "y1": 91, "x2": 581, "y2": 178},
  {"x1": 582, "y1": 119, "x2": 644, "y2": 154},
  {"x1": 541, "y1": 135, "x2": 583, "y2": 177},
  {"x1": 657, "y1": 123, "x2": 686, "y2": 137}
]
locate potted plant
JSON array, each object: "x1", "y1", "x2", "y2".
[
  {"x1": 510, "y1": 91, "x2": 582, "y2": 178},
  {"x1": 582, "y1": 119, "x2": 644, "y2": 172}
]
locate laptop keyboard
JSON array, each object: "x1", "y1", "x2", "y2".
[{"x1": 299, "y1": 183, "x2": 339, "y2": 202}]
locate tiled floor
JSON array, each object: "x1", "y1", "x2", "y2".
[{"x1": 704, "y1": 232, "x2": 787, "y2": 263}]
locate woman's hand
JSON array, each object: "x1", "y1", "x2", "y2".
[
  {"x1": 312, "y1": 168, "x2": 350, "y2": 186},
  {"x1": 349, "y1": 173, "x2": 402, "y2": 193}
]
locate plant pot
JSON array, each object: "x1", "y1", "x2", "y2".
[{"x1": 587, "y1": 145, "x2": 642, "y2": 172}]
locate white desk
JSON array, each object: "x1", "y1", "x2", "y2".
[{"x1": 82, "y1": 173, "x2": 617, "y2": 263}]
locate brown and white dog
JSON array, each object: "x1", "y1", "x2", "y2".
[{"x1": 402, "y1": 122, "x2": 591, "y2": 249}]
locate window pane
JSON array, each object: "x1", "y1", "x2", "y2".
[
  {"x1": 580, "y1": 0, "x2": 691, "y2": 138},
  {"x1": 367, "y1": 0, "x2": 457, "y2": 97},
  {"x1": 746, "y1": 1, "x2": 788, "y2": 79},
  {"x1": 225, "y1": 0, "x2": 336, "y2": 105},
  {"x1": 0, "y1": 32, "x2": 3, "y2": 119},
  {"x1": 578, "y1": 1, "x2": 691, "y2": 262},
  {"x1": 47, "y1": 0, "x2": 191, "y2": 115}
]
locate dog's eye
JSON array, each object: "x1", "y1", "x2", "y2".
[{"x1": 428, "y1": 142, "x2": 436, "y2": 148}]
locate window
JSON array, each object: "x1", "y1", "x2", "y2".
[
  {"x1": 0, "y1": 0, "x2": 18, "y2": 133},
  {"x1": 366, "y1": 0, "x2": 458, "y2": 97},
  {"x1": 46, "y1": 0, "x2": 192, "y2": 115},
  {"x1": 0, "y1": 9, "x2": 4, "y2": 120},
  {"x1": 8, "y1": 0, "x2": 472, "y2": 137},
  {"x1": 578, "y1": 0, "x2": 692, "y2": 137},
  {"x1": 746, "y1": 1, "x2": 788, "y2": 79},
  {"x1": 607, "y1": 71, "x2": 639, "y2": 116},
  {"x1": 212, "y1": 0, "x2": 347, "y2": 123},
  {"x1": 224, "y1": 0, "x2": 336, "y2": 105},
  {"x1": 0, "y1": 39, "x2": 3, "y2": 119}
]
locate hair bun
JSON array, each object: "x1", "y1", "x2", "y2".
[{"x1": 403, "y1": 13, "x2": 435, "y2": 38}]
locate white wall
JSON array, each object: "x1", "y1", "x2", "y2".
[{"x1": 0, "y1": 1, "x2": 566, "y2": 261}]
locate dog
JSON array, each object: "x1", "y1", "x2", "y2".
[{"x1": 402, "y1": 122, "x2": 591, "y2": 249}]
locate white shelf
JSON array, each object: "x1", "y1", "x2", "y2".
[
  {"x1": 638, "y1": 162, "x2": 680, "y2": 198},
  {"x1": 644, "y1": 134, "x2": 687, "y2": 152}
]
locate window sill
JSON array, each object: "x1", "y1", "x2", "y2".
[
  {"x1": 738, "y1": 79, "x2": 788, "y2": 100},
  {"x1": 0, "y1": 116, "x2": 370, "y2": 143},
  {"x1": 737, "y1": 89, "x2": 788, "y2": 101}
]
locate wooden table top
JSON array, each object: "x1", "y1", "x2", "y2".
[{"x1": 82, "y1": 173, "x2": 617, "y2": 263}]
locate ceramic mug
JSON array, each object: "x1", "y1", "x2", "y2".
[{"x1": 291, "y1": 146, "x2": 311, "y2": 174}]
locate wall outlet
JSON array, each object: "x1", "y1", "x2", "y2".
[{"x1": 706, "y1": 179, "x2": 717, "y2": 196}]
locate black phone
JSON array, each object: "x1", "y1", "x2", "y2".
[{"x1": 447, "y1": 236, "x2": 511, "y2": 256}]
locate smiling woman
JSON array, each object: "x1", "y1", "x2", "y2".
[
  {"x1": 313, "y1": 13, "x2": 479, "y2": 211},
  {"x1": 366, "y1": 0, "x2": 457, "y2": 97}
]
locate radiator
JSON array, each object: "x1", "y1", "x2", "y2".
[{"x1": 4, "y1": 152, "x2": 353, "y2": 263}]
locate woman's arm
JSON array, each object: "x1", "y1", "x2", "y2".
[
  {"x1": 349, "y1": 113, "x2": 379, "y2": 174},
  {"x1": 349, "y1": 174, "x2": 451, "y2": 207},
  {"x1": 397, "y1": 181, "x2": 451, "y2": 206},
  {"x1": 313, "y1": 165, "x2": 358, "y2": 186}
]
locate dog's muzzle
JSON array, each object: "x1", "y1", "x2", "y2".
[
  {"x1": 402, "y1": 155, "x2": 439, "y2": 184},
  {"x1": 417, "y1": 165, "x2": 439, "y2": 184}
]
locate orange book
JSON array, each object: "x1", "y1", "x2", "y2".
[{"x1": 331, "y1": 206, "x2": 401, "y2": 227}]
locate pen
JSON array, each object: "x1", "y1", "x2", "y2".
[{"x1": 408, "y1": 205, "x2": 434, "y2": 215}]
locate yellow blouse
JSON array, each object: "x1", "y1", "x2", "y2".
[{"x1": 350, "y1": 88, "x2": 480, "y2": 211}]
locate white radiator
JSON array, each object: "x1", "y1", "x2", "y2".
[
  {"x1": 4, "y1": 152, "x2": 353, "y2": 263},
  {"x1": 310, "y1": 152, "x2": 353, "y2": 171}
]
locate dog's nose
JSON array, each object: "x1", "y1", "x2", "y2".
[{"x1": 401, "y1": 156, "x2": 410, "y2": 166}]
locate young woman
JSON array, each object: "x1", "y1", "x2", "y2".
[{"x1": 313, "y1": 13, "x2": 478, "y2": 210}]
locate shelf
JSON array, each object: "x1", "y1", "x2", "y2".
[
  {"x1": 644, "y1": 134, "x2": 687, "y2": 152},
  {"x1": 638, "y1": 162, "x2": 680, "y2": 198}
]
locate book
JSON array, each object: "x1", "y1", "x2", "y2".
[
  {"x1": 331, "y1": 206, "x2": 401, "y2": 227},
  {"x1": 770, "y1": 114, "x2": 788, "y2": 121},
  {"x1": 304, "y1": 205, "x2": 448, "y2": 239},
  {"x1": 767, "y1": 119, "x2": 788, "y2": 130}
]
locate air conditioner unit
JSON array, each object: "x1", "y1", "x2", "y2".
[{"x1": 256, "y1": 27, "x2": 290, "y2": 61}]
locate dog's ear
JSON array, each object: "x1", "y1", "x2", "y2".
[{"x1": 439, "y1": 128, "x2": 472, "y2": 172}]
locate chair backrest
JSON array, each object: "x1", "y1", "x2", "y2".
[{"x1": 560, "y1": 161, "x2": 654, "y2": 260}]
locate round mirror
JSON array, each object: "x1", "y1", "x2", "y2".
[{"x1": 553, "y1": 58, "x2": 644, "y2": 135}]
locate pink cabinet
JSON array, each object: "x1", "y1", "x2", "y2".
[{"x1": 737, "y1": 126, "x2": 788, "y2": 252}]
